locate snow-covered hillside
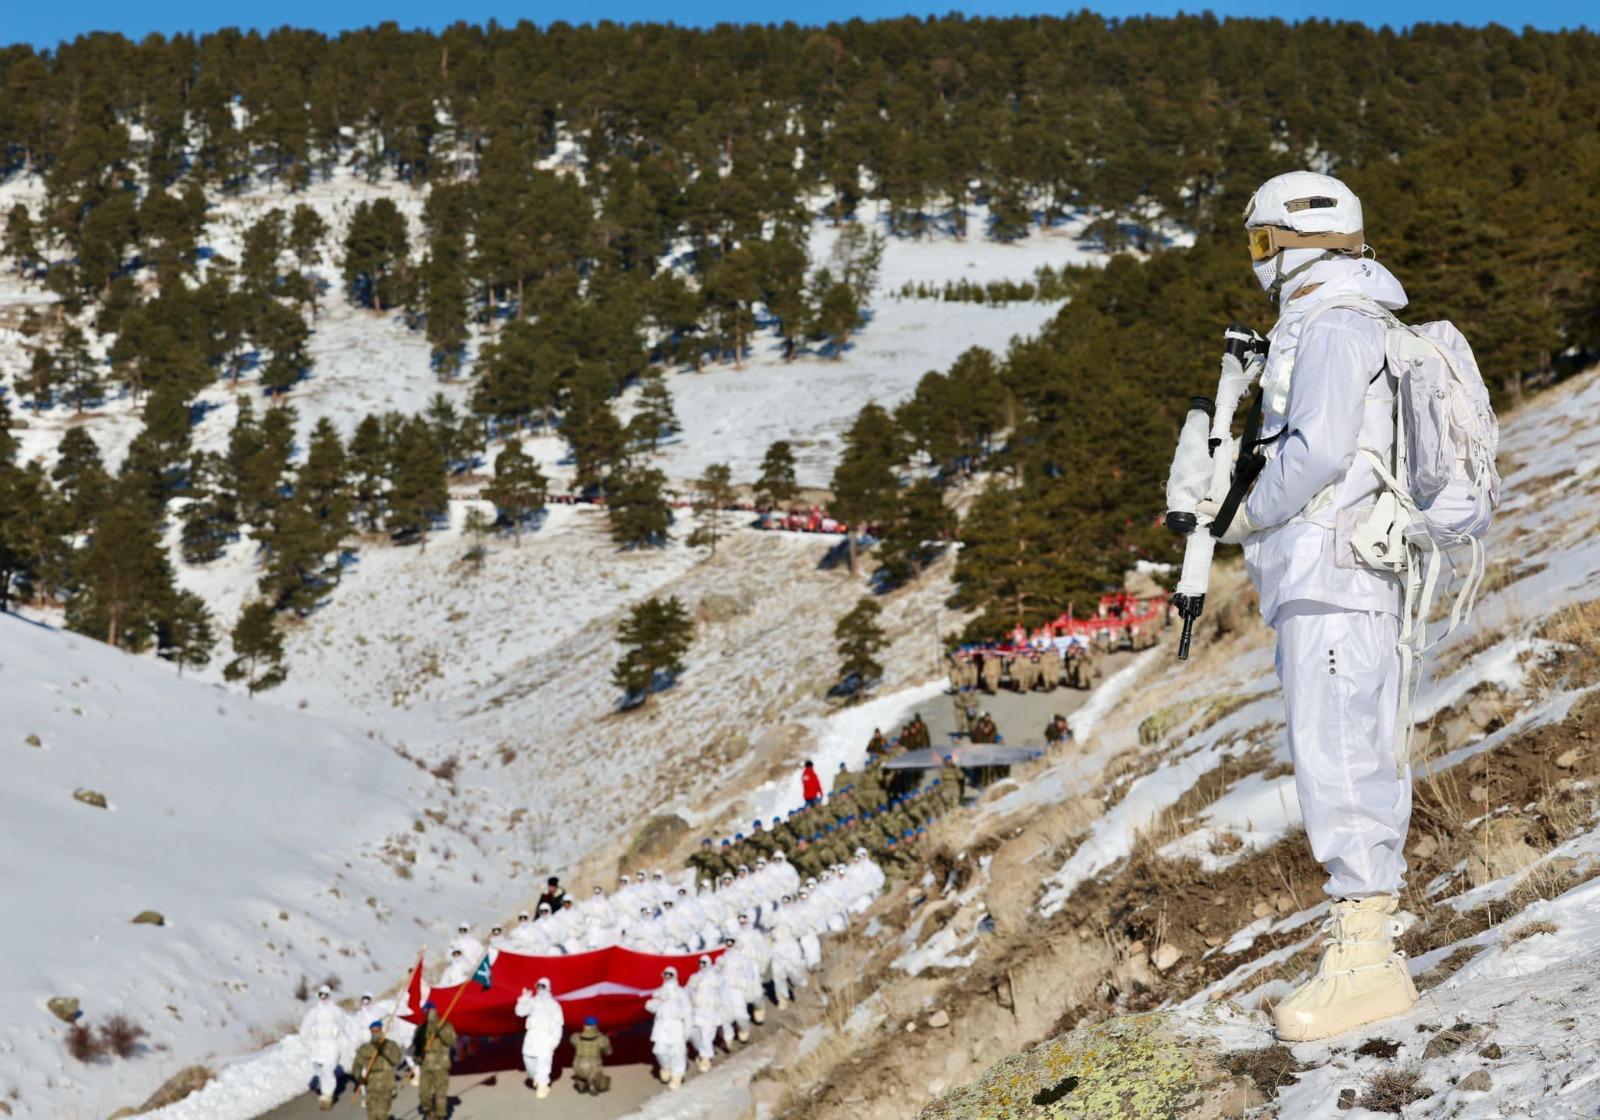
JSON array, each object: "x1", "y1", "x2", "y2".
[{"x1": 0, "y1": 614, "x2": 506, "y2": 1119}]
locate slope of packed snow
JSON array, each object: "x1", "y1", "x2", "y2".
[{"x1": 0, "y1": 614, "x2": 503, "y2": 1120}]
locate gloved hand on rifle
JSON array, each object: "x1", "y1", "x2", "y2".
[{"x1": 1197, "y1": 498, "x2": 1257, "y2": 544}]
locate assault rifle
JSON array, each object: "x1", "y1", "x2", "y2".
[{"x1": 1164, "y1": 324, "x2": 1271, "y2": 660}]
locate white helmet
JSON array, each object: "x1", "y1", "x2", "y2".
[{"x1": 1244, "y1": 171, "x2": 1362, "y2": 237}]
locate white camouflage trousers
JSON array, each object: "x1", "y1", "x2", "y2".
[{"x1": 1274, "y1": 601, "x2": 1409, "y2": 898}]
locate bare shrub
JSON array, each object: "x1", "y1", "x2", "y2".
[
  {"x1": 294, "y1": 975, "x2": 310, "y2": 1001},
  {"x1": 99, "y1": 1014, "x2": 148, "y2": 1058},
  {"x1": 1358, "y1": 1064, "x2": 1433, "y2": 1112},
  {"x1": 430, "y1": 756, "x2": 459, "y2": 783},
  {"x1": 66, "y1": 1022, "x2": 109, "y2": 1062}
]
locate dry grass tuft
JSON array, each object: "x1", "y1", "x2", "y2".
[
  {"x1": 1505, "y1": 919, "x2": 1559, "y2": 943},
  {"x1": 1358, "y1": 1063, "x2": 1433, "y2": 1112},
  {"x1": 1222, "y1": 1043, "x2": 1305, "y2": 1097}
]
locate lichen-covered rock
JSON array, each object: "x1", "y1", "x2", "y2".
[
  {"x1": 72, "y1": 788, "x2": 108, "y2": 809},
  {"x1": 918, "y1": 1011, "x2": 1238, "y2": 1119},
  {"x1": 47, "y1": 996, "x2": 80, "y2": 1023},
  {"x1": 135, "y1": 1064, "x2": 214, "y2": 1111},
  {"x1": 131, "y1": 910, "x2": 165, "y2": 926}
]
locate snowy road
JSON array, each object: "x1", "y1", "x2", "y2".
[{"x1": 260, "y1": 1063, "x2": 663, "y2": 1120}]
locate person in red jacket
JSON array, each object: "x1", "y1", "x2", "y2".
[{"x1": 801, "y1": 761, "x2": 823, "y2": 805}]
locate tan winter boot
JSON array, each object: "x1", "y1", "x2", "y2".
[
  {"x1": 752, "y1": 1007, "x2": 766, "y2": 1025},
  {"x1": 535, "y1": 1084, "x2": 550, "y2": 1099},
  {"x1": 1272, "y1": 896, "x2": 1417, "y2": 1043},
  {"x1": 668, "y1": 1073, "x2": 683, "y2": 1090},
  {"x1": 776, "y1": 996, "x2": 789, "y2": 1010},
  {"x1": 736, "y1": 1026, "x2": 750, "y2": 1043},
  {"x1": 697, "y1": 1056, "x2": 712, "y2": 1073}
]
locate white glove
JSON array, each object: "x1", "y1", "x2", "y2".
[{"x1": 1196, "y1": 498, "x2": 1256, "y2": 545}]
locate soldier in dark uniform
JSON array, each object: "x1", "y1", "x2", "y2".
[
  {"x1": 938, "y1": 756, "x2": 965, "y2": 808},
  {"x1": 351, "y1": 1022, "x2": 405, "y2": 1120},
  {"x1": 412, "y1": 1004, "x2": 456, "y2": 1120},
  {"x1": 570, "y1": 1017, "x2": 613, "y2": 1094}
]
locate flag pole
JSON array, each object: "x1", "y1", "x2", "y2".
[{"x1": 354, "y1": 946, "x2": 426, "y2": 1106}]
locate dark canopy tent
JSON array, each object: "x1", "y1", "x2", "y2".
[{"x1": 881, "y1": 745, "x2": 1043, "y2": 796}]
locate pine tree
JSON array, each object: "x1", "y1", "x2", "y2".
[
  {"x1": 51, "y1": 427, "x2": 109, "y2": 536},
  {"x1": 611, "y1": 595, "x2": 693, "y2": 708},
  {"x1": 24, "y1": 346, "x2": 58, "y2": 410},
  {"x1": 565, "y1": 393, "x2": 625, "y2": 495},
  {"x1": 461, "y1": 505, "x2": 494, "y2": 571},
  {"x1": 877, "y1": 478, "x2": 954, "y2": 586},
  {"x1": 424, "y1": 393, "x2": 476, "y2": 473},
  {"x1": 224, "y1": 600, "x2": 288, "y2": 694},
  {"x1": 240, "y1": 210, "x2": 285, "y2": 296},
  {"x1": 834, "y1": 596, "x2": 887, "y2": 697},
  {"x1": 342, "y1": 198, "x2": 411, "y2": 311},
  {"x1": 607, "y1": 460, "x2": 672, "y2": 549},
  {"x1": 347, "y1": 413, "x2": 391, "y2": 530},
  {"x1": 387, "y1": 416, "x2": 448, "y2": 547},
  {"x1": 256, "y1": 300, "x2": 310, "y2": 395},
  {"x1": 0, "y1": 387, "x2": 16, "y2": 465},
  {"x1": 287, "y1": 204, "x2": 329, "y2": 275},
  {"x1": 66, "y1": 477, "x2": 176, "y2": 650},
  {"x1": 756, "y1": 440, "x2": 799, "y2": 508},
  {"x1": 829, "y1": 403, "x2": 902, "y2": 571},
  {"x1": 687, "y1": 462, "x2": 735, "y2": 555},
  {"x1": 810, "y1": 273, "x2": 861, "y2": 356},
  {"x1": 179, "y1": 451, "x2": 239, "y2": 564},
  {"x1": 484, "y1": 438, "x2": 547, "y2": 544},
  {"x1": 632, "y1": 372, "x2": 678, "y2": 452},
  {"x1": 3, "y1": 204, "x2": 38, "y2": 278},
  {"x1": 257, "y1": 493, "x2": 332, "y2": 613},
  {"x1": 0, "y1": 461, "x2": 56, "y2": 613},
  {"x1": 471, "y1": 319, "x2": 548, "y2": 433},
  {"x1": 298, "y1": 418, "x2": 351, "y2": 570},
  {"x1": 231, "y1": 400, "x2": 294, "y2": 526},
  {"x1": 54, "y1": 325, "x2": 101, "y2": 413},
  {"x1": 159, "y1": 589, "x2": 216, "y2": 674}
]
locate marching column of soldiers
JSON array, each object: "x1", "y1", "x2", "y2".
[{"x1": 690, "y1": 713, "x2": 968, "y2": 886}]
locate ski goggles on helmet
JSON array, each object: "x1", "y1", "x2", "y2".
[{"x1": 1246, "y1": 225, "x2": 1365, "y2": 262}]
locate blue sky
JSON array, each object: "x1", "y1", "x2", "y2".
[{"x1": 7, "y1": 0, "x2": 1589, "y2": 50}]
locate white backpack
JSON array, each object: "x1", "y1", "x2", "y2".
[{"x1": 1303, "y1": 297, "x2": 1502, "y2": 765}]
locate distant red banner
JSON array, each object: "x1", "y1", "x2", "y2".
[{"x1": 403, "y1": 945, "x2": 721, "y2": 1035}]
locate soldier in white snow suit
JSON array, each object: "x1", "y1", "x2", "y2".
[
  {"x1": 717, "y1": 938, "x2": 760, "y2": 1042},
  {"x1": 338, "y1": 992, "x2": 374, "y2": 1074},
  {"x1": 768, "y1": 908, "x2": 809, "y2": 1008},
  {"x1": 300, "y1": 985, "x2": 346, "y2": 1109},
  {"x1": 1233, "y1": 171, "x2": 1421, "y2": 1042},
  {"x1": 645, "y1": 966, "x2": 691, "y2": 1089},
  {"x1": 686, "y1": 955, "x2": 725, "y2": 1072},
  {"x1": 449, "y1": 921, "x2": 485, "y2": 963},
  {"x1": 514, "y1": 978, "x2": 564, "y2": 1099}
]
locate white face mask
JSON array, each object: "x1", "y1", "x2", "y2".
[{"x1": 1252, "y1": 256, "x2": 1280, "y2": 295}]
